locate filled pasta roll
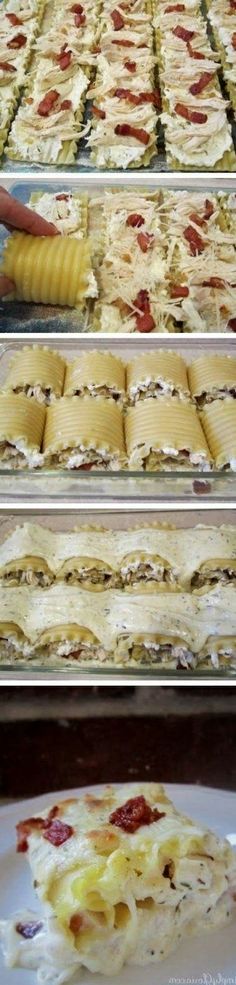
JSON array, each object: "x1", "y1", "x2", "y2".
[
  {"x1": 43, "y1": 396, "x2": 126, "y2": 469},
  {"x1": 127, "y1": 350, "x2": 190, "y2": 404},
  {"x1": 0, "y1": 393, "x2": 45, "y2": 469},
  {"x1": 201, "y1": 399, "x2": 236, "y2": 471},
  {"x1": 0, "y1": 584, "x2": 113, "y2": 663},
  {"x1": 125, "y1": 398, "x2": 211, "y2": 470},
  {"x1": 1, "y1": 233, "x2": 96, "y2": 308},
  {"x1": 3, "y1": 346, "x2": 66, "y2": 405},
  {"x1": 64, "y1": 351, "x2": 125, "y2": 402},
  {"x1": 189, "y1": 355, "x2": 236, "y2": 407}
]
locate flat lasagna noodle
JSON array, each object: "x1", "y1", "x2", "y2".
[
  {"x1": 126, "y1": 350, "x2": 190, "y2": 403},
  {"x1": 1, "y1": 232, "x2": 96, "y2": 307},
  {"x1": 43, "y1": 396, "x2": 126, "y2": 469},
  {"x1": 201, "y1": 399, "x2": 236, "y2": 470},
  {"x1": 64, "y1": 351, "x2": 126, "y2": 402},
  {"x1": 0, "y1": 393, "x2": 45, "y2": 469},
  {"x1": 189, "y1": 355, "x2": 236, "y2": 406},
  {"x1": 125, "y1": 398, "x2": 211, "y2": 470},
  {"x1": 3, "y1": 345, "x2": 67, "y2": 404}
]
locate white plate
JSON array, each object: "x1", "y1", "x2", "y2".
[{"x1": 0, "y1": 783, "x2": 236, "y2": 985}]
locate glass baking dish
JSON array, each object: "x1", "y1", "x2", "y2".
[
  {"x1": 0, "y1": 337, "x2": 236, "y2": 503},
  {"x1": 0, "y1": 176, "x2": 236, "y2": 333},
  {"x1": 0, "y1": 505, "x2": 235, "y2": 680}
]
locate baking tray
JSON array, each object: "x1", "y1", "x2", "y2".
[
  {"x1": 0, "y1": 176, "x2": 236, "y2": 334},
  {"x1": 0, "y1": 506, "x2": 235, "y2": 680},
  {"x1": 0, "y1": 337, "x2": 236, "y2": 503}
]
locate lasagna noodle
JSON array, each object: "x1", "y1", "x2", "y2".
[
  {"x1": 64, "y1": 351, "x2": 126, "y2": 401},
  {"x1": 0, "y1": 393, "x2": 45, "y2": 468},
  {"x1": 43, "y1": 396, "x2": 126, "y2": 467},
  {"x1": 1, "y1": 233, "x2": 95, "y2": 307},
  {"x1": 125, "y1": 398, "x2": 211, "y2": 469},
  {"x1": 127, "y1": 350, "x2": 190, "y2": 403},
  {"x1": 201, "y1": 400, "x2": 236, "y2": 470},
  {"x1": 189, "y1": 355, "x2": 236, "y2": 405},
  {"x1": 3, "y1": 346, "x2": 67, "y2": 403},
  {"x1": 206, "y1": 0, "x2": 236, "y2": 112}
]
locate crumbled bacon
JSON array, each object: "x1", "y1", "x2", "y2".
[
  {"x1": 111, "y1": 8, "x2": 125, "y2": 29},
  {"x1": 17, "y1": 805, "x2": 73, "y2": 851},
  {"x1": 170, "y1": 284, "x2": 189, "y2": 298},
  {"x1": 132, "y1": 289, "x2": 155, "y2": 331},
  {"x1": 70, "y1": 3, "x2": 84, "y2": 11},
  {"x1": 175, "y1": 102, "x2": 207, "y2": 123},
  {"x1": 6, "y1": 12, "x2": 22, "y2": 25},
  {"x1": 0, "y1": 60, "x2": 16, "y2": 72},
  {"x1": 232, "y1": 33, "x2": 236, "y2": 50},
  {"x1": 202, "y1": 277, "x2": 226, "y2": 289},
  {"x1": 173, "y1": 25, "x2": 195, "y2": 42},
  {"x1": 16, "y1": 922, "x2": 43, "y2": 940},
  {"x1": 115, "y1": 123, "x2": 149, "y2": 144},
  {"x1": 114, "y1": 87, "x2": 161, "y2": 107},
  {"x1": 7, "y1": 32, "x2": 26, "y2": 48},
  {"x1": 56, "y1": 193, "x2": 70, "y2": 200},
  {"x1": 187, "y1": 41, "x2": 205, "y2": 59},
  {"x1": 124, "y1": 59, "x2": 136, "y2": 71},
  {"x1": 136, "y1": 313, "x2": 155, "y2": 332},
  {"x1": 110, "y1": 796, "x2": 165, "y2": 833},
  {"x1": 133, "y1": 289, "x2": 150, "y2": 312},
  {"x1": 61, "y1": 99, "x2": 72, "y2": 110},
  {"x1": 193, "y1": 479, "x2": 211, "y2": 494},
  {"x1": 137, "y1": 231, "x2": 154, "y2": 252},
  {"x1": 228, "y1": 318, "x2": 236, "y2": 331},
  {"x1": 183, "y1": 225, "x2": 205, "y2": 255},
  {"x1": 92, "y1": 105, "x2": 106, "y2": 119},
  {"x1": 69, "y1": 914, "x2": 84, "y2": 934},
  {"x1": 203, "y1": 199, "x2": 214, "y2": 220},
  {"x1": 74, "y1": 12, "x2": 86, "y2": 26},
  {"x1": 56, "y1": 49, "x2": 72, "y2": 70},
  {"x1": 37, "y1": 90, "x2": 59, "y2": 117},
  {"x1": 16, "y1": 817, "x2": 46, "y2": 852},
  {"x1": 126, "y1": 213, "x2": 144, "y2": 227},
  {"x1": 43, "y1": 818, "x2": 74, "y2": 847},
  {"x1": 165, "y1": 3, "x2": 185, "y2": 10},
  {"x1": 189, "y1": 72, "x2": 214, "y2": 95},
  {"x1": 189, "y1": 212, "x2": 206, "y2": 228},
  {"x1": 112, "y1": 39, "x2": 135, "y2": 45}
]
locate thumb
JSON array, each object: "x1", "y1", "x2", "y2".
[{"x1": 0, "y1": 275, "x2": 15, "y2": 298}]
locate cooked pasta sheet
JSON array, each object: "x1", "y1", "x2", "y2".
[
  {"x1": 126, "y1": 350, "x2": 190, "y2": 403},
  {"x1": 0, "y1": 583, "x2": 236, "y2": 669},
  {"x1": 0, "y1": 394, "x2": 45, "y2": 469},
  {"x1": 188, "y1": 355, "x2": 236, "y2": 407},
  {"x1": 154, "y1": 0, "x2": 236, "y2": 171},
  {"x1": 43, "y1": 396, "x2": 126, "y2": 469},
  {"x1": 206, "y1": 0, "x2": 236, "y2": 112},
  {"x1": 3, "y1": 346, "x2": 67, "y2": 404},
  {"x1": 1, "y1": 522, "x2": 236, "y2": 592},
  {"x1": 1, "y1": 233, "x2": 97, "y2": 307},
  {"x1": 201, "y1": 399, "x2": 236, "y2": 471},
  {"x1": 0, "y1": 0, "x2": 44, "y2": 136},
  {"x1": 125, "y1": 398, "x2": 211, "y2": 470},
  {"x1": 64, "y1": 351, "x2": 126, "y2": 402}
]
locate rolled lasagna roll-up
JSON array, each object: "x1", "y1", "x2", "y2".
[
  {"x1": 197, "y1": 585, "x2": 236, "y2": 670},
  {"x1": 0, "y1": 394, "x2": 45, "y2": 469},
  {"x1": 64, "y1": 351, "x2": 125, "y2": 402},
  {"x1": 115, "y1": 525, "x2": 180, "y2": 591},
  {"x1": 0, "y1": 523, "x2": 57, "y2": 588},
  {"x1": 43, "y1": 396, "x2": 126, "y2": 469},
  {"x1": 201, "y1": 399, "x2": 236, "y2": 471},
  {"x1": 127, "y1": 350, "x2": 190, "y2": 405},
  {"x1": 179, "y1": 525, "x2": 236, "y2": 590},
  {"x1": 1, "y1": 783, "x2": 236, "y2": 981},
  {"x1": 125, "y1": 398, "x2": 211, "y2": 470},
  {"x1": 0, "y1": 584, "x2": 113, "y2": 662},
  {"x1": 189, "y1": 355, "x2": 236, "y2": 407},
  {"x1": 1, "y1": 233, "x2": 96, "y2": 308},
  {"x1": 3, "y1": 346, "x2": 66, "y2": 405}
]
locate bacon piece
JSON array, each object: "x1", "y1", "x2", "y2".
[
  {"x1": 92, "y1": 105, "x2": 106, "y2": 119},
  {"x1": 232, "y1": 33, "x2": 236, "y2": 50},
  {"x1": 165, "y1": 3, "x2": 185, "y2": 10},
  {"x1": 189, "y1": 72, "x2": 214, "y2": 95},
  {"x1": 57, "y1": 49, "x2": 72, "y2": 70},
  {"x1": 203, "y1": 199, "x2": 214, "y2": 220},
  {"x1": 56, "y1": 193, "x2": 70, "y2": 200},
  {"x1": 37, "y1": 90, "x2": 59, "y2": 117},
  {"x1": 69, "y1": 914, "x2": 84, "y2": 934},
  {"x1": 0, "y1": 60, "x2": 16, "y2": 72},
  {"x1": 124, "y1": 59, "x2": 136, "y2": 71},
  {"x1": 70, "y1": 3, "x2": 84, "y2": 10},
  {"x1": 189, "y1": 212, "x2": 206, "y2": 228},
  {"x1": 115, "y1": 123, "x2": 149, "y2": 144},
  {"x1": 202, "y1": 277, "x2": 226, "y2": 289},
  {"x1": 126, "y1": 213, "x2": 144, "y2": 227},
  {"x1": 228, "y1": 318, "x2": 236, "y2": 331},
  {"x1": 43, "y1": 818, "x2": 74, "y2": 847},
  {"x1": 187, "y1": 41, "x2": 205, "y2": 60},
  {"x1": 183, "y1": 225, "x2": 205, "y2": 255},
  {"x1": 133, "y1": 289, "x2": 150, "y2": 312},
  {"x1": 60, "y1": 99, "x2": 72, "y2": 110},
  {"x1": 173, "y1": 25, "x2": 195, "y2": 42},
  {"x1": 7, "y1": 32, "x2": 26, "y2": 49},
  {"x1": 16, "y1": 922, "x2": 43, "y2": 940},
  {"x1": 137, "y1": 232, "x2": 154, "y2": 252},
  {"x1": 111, "y1": 8, "x2": 125, "y2": 29},
  {"x1": 193, "y1": 479, "x2": 212, "y2": 495},
  {"x1": 114, "y1": 87, "x2": 161, "y2": 108},
  {"x1": 110, "y1": 796, "x2": 165, "y2": 833},
  {"x1": 175, "y1": 102, "x2": 207, "y2": 123},
  {"x1": 170, "y1": 284, "x2": 189, "y2": 298},
  {"x1": 75, "y1": 12, "x2": 86, "y2": 25},
  {"x1": 135, "y1": 313, "x2": 155, "y2": 332},
  {"x1": 6, "y1": 13, "x2": 22, "y2": 25},
  {"x1": 16, "y1": 817, "x2": 45, "y2": 852},
  {"x1": 112, "y1": 39, "x2": 135, "y2": 45}
]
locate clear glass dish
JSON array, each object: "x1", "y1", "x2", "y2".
[
  {"x1": 0, "y1": 176, "x2": 236, "y2": 333},
  {"x1": 0, "y1": 337, "x2": 236, "y2": 503},
  {"x1": 0, "y1": 506, "x2": 235, "y2": 680}
]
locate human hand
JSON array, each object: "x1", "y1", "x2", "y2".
[{"x1": 0, "y1": 185, "x2": 59, "y2": 298}]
